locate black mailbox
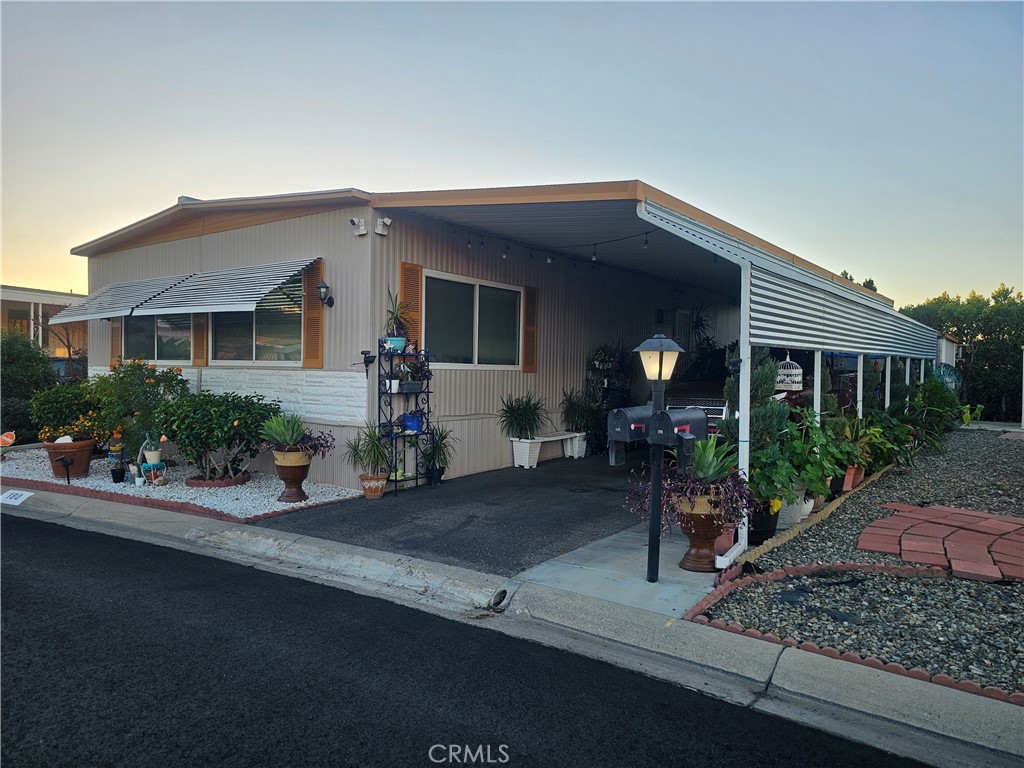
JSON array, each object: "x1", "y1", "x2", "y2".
[
  {"x1": 607, "y1": 405, "x2": 653, "y2": 467},
  {"x1": 647, "y1": 407, "x2": 709, "y2": 446},
  {"x1": 607, "y1": 405, "x2": 653, "y2": 442}
]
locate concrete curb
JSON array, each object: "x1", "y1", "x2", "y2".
[
  {"x1": 197, "y1": 527, "x2": 506, "y2": 613},
  {"x1": 499, "y1": 581, "x2": 1024, "y2": 768},
  {"x1": 1, "y1": 487, "x2": 505, "y2": 616}
]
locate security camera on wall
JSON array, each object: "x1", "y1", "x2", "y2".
[
  {"x1": 375, "y1": 217, "x2": 392, "y2": 236},
  {"x1": 349, "y1": 217, "x2": 367, "y2": 236}
]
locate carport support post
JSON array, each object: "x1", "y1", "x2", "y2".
[
  {"x1": 813, "y1": 350, "x2": 822, "y2": 423},
  {"x1": 884, "y1": 356, "x2": 892, "y2": 410},
  {"x1": 647, "y1": 380, "x2": 666, "y2": 583},
  {"x1": 856, "y1": 354, "x2": 865, "y2": 419}
]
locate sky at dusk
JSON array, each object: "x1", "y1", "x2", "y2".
[{"x1": 2, "y1": 1, "x2": 1021, "y2": 309}]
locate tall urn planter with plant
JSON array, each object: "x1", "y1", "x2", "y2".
[
  {"x1": 344, "y1": 422, "x2": 391, "y2": 499},
  {"x1": 260, "y1": 413, "x2": 336, "y2": 503},
  {"x1": 497, "y1": 393, "x2": 550, "y2": 469}
]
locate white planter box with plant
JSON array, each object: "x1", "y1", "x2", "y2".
[{"x1": 498, "y1": 392, "x2": 550, "y2": 470}]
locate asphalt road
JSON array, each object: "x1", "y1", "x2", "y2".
[{"x1": 1, "y1": 514, "x2": 927, "y2": 768}]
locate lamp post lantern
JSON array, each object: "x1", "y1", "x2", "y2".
[{"x1": 634, "y1": 333, "x2": 685, "y2": 583}]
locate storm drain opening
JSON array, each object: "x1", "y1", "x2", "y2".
[{"x1": 489, "y1": 589, "x2": 509, "y2": 610}]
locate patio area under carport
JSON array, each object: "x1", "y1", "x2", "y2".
[
  {"x1": 256, "y1": 449, "x2": 719, "y2": 618},
  {"x1": 376, "y1": 181, "x2": 939, "y2": 568}
]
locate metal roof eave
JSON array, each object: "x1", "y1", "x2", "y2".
[{"x1": 70, "y1": 189, "x2": 372, "y2": 257}]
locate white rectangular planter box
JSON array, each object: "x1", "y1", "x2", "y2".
[
  {"x1": 563, "y1": 433, "x2": 587, "y2": 459},
  {"x1": 511, "y1": 438, "x2": 543, "y2": 469}
]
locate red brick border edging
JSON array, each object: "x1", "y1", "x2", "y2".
[{"x1": 684, "y1": 561, "x2": 1024, "y2": 706}]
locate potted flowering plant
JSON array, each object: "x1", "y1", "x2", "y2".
[
  {"x1": 671, "y1": 434, "x2": 754, "y2": 572},
  {"x1": 29, "y1": 381, "x2": 107, "y2": 479},
  {"x1": 259, "y1": 413, "x2": 336, "y2": 503},
  {"x1": 626, "y1": 434, "x2": 754, "y2": 573}
]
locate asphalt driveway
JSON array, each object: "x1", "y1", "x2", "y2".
[{"x1": 255, "y1": 450, "x2": 649, "y2": 577}]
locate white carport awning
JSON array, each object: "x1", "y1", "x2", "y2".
[
  {"x1": 131, "y1": 259, "x2": 315, "y2": 316},
  {"x1": 48, "y1": 274, "x2": 191, "y2": 324},
  {"x1": 49, "y1": 259, "x2": 317, "y2": 323}
]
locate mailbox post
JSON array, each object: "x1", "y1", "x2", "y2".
[{"x1": 634, "y1": 334, "x2": 685, "y2": 583}]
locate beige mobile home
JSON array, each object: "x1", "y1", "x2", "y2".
[{"x1": 52, "y1": 180, "x2": 937, "y2": 491}]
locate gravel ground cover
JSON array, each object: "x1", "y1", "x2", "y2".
[
  {"x1": 701, "y1": 429, "x2": 1024, "y2": 694},
  {"x1": 0, "y1": 447, "x2": 360, "y2": 519}
]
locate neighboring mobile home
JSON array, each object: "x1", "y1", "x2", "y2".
[
  {"x1": 1, "y1": 284, "x2": 88, "y2": 360},
  {"x1": 51, "y1": 181, "x2": 937, "y2": 491}
]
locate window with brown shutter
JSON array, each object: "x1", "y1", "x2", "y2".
[
  {"x1": 109, "y1": 317, "x2": 122, "y2": 368},
  {"x1": 191, "y1": 313, "x2": 208, "y2": 366},
  {"x1": 302, "y1": 259, "x2": 324, "y2": 369}
]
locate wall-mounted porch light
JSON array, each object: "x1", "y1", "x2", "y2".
[{"x1": 316, "y1": 280, "x2": 335, "y2": 308}]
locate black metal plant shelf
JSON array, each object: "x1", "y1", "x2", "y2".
[{"x1": 377, "y1": 338, "x2": 434, "y2": 495}]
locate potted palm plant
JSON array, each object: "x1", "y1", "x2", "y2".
[
  {"x1": 423, "y1": 423, "x2": 459, "y2": 487},
  {"x1": 382, "y1": 286, "x2": 410, "y2": 352},
  {"x1": 260, "y1": 413, "x2": 335, "y2": 503},
  {"x1": 559, "y1": 387, "x2": 598, "y2": 459},
  {"x1": 343, "y1": 422, "x2": 391, "y2": 499},
  {"x1": 497, "y1": 392, "x2": 550, "y2": 469}
]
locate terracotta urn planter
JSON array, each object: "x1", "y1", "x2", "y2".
[
  {"x1": 272, "y1": 448, "x2": 313, "y2": 503},
  {"x1": 44, "y1": 439, "x2": 97, "y2": 479},
  {"x1": 676, "y1": 493, "x2": 726, "y2": 573}
]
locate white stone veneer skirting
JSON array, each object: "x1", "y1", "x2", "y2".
[{"x1": 88, "y1": 366, "x2": 366, "y2": 424}]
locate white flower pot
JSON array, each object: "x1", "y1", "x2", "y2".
[{"x1": 777, "y1": 487, "x2": 812, "y2": 530}]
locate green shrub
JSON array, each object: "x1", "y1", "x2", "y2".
[
  {"x1": 0, "y1": 329, "x2": 56, "y2": 401},
  {"x1": 0, "y1": 397, "x2": 34, "y2": 442},
  {"x1": 91, "y1": 358, "x2": 190, "y2": 457},
  {"x1": 155, "y1": 391, "x2": 281, "y2": 480},
  {"x1": 29, "y1": 381, "x2": 95, "y2": 442}
]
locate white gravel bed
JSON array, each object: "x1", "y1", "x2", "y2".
[
  {"x1": 0, "y1": 447, "x2": 360, "y2": 519},
  {"x1": 706, "y1": 428, "x2": 1024, "y2": 694}
]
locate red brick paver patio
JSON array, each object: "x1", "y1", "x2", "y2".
[{"x1": 858, "y1": 504, "x2": 1024, "y2": 581}]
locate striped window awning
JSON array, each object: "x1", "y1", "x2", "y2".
[{"x1": 49, "y1": 259, "x2": 318, "y2": 324}]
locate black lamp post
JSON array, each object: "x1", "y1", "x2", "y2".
[{"x1": 634, "y1": 333, "x2": 685, "y2": 583}]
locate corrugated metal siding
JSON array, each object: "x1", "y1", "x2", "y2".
[
  {"x1": 642, "y1": 202, "x2": 937, "y2": 360},
  {"x1": 750, "y1": 266, "x2": 936, "y2": 357},
  {"x1": 371, "y1": 212, "x2": 702, "y2": 476}
]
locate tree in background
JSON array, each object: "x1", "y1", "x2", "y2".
[
  {"x1": 1, "y1": 329, "x2": 58, "y2": 442},
  {"x1": 900, "y1": 284, "x2": 1023, "y2": 423},
  {"x1": 839, "y1": 270, "x2": 877, "y2": 292}
]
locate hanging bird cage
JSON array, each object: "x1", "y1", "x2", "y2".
[{"x1": 775, "y1": 352, "x2": 803, "y2": 391}]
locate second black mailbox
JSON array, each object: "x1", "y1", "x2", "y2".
[{"x1": 647, "y1": 407, "x2": 709, "y2": 446}]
